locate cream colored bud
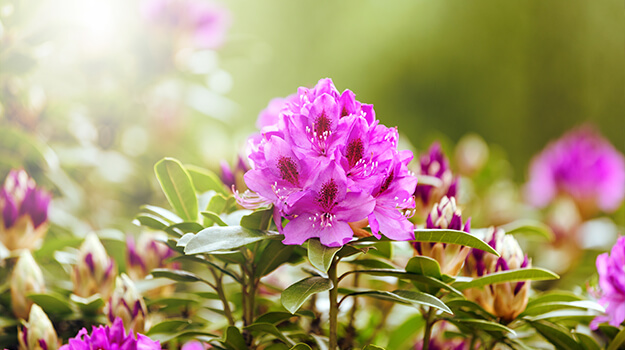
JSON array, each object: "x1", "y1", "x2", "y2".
[
  {"x1": 106, "y1": 274, "x2": 148, "y2": 334},
  {"x1": 18, "y1": 304, "x2": 58, "y2": 350},
  {"x1": 72, "y1": 233, "x2": 117, "y2": 301},
  {"x1": 11, "y1": 251, "x2": 46, "y2": 319},
  {"x1": 455, "y1": 133, "x2": 489, "y2": 176}
]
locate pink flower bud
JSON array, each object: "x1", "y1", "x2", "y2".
[
  {"x1": 72, "y1": 233, "x2": 117, "y2": 301},
  {"x1": 18, "y1": 304, "x2": 59, "y2": 350},
  {"x1": 106, "y1": 274, "x2": 148, "y2": 334},
  {"x1": 11, "y1": 251, "x2": 46, "y2": 319}
]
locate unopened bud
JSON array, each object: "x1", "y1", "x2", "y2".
[
  {"x1": 18, "y1": 304, "x2": 58, "y2": 350},
  {"x1": 414, "y1": 143, "x2": 458, "y2": 217},
  {"x1": 72, "y1": 233, "x2": 117, "y2": 301},
  {"x1": 106, "y1": 274, "x2": 148, "y2": 334},
  {"x1": 0, "y1": 169, "x2": 50, "y2": 252},
  {"x1": 11, "y1": 250, "x2": 46, "y2": 319},
  {"x1": 414, "y1": 196, "x2": 471, "y2": 276},
  {"x1": 454, "y1": 133, "x2": 489, "y2": 177},
  {"x1": 127, "y1": 232, "x2": 178, "y2": 281}
]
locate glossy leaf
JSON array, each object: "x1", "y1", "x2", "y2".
[
  {"x1": 455, "y1": 268, "x2": 559, "y2": 290},
  {"x1": 151, "y1": 268, "x2": 210, "y2": 285},
  {"x1": 386, "y1": 314, "x2": 424, "y2": 350},
  {"x1": 344, "y1": 269, "x2": 463, "y2": 297},
  {"x1": 281, "y1": 277, "x2": 333, "y2": 314},
  {"x1": 500, "y1": 219, "x2": 554, "y2": 241},
  {"x1": 363, "y1": 346, "x2": 385, "y2": 350},
  {"x1": 522, "y1": 300, "x2": 605, "y2": 316},
  {"x1": 348, "y1": 259, "x2": 395, "y2": 270},
  {"x1": 405, "y1": 256, "x2": 442, "y2": 280},
  {"x1": 290, "y1": 345, "x2": 312, "y2": 350},
  {"x1": 342, "y1": 290, "x2": 451, "y2": 314},
  {"x1": 133, "y1": 214, "x2": 168, "y2": 231},
  {"x1": 155, "y1": 158, "x2": 198, "y2": 222},
  {"x1": 527, "y1": 291, "x2": 584, "y2": 308},
  {"x1": 186, "y1": 164, "x2": 229, "y2": 195},
  {"x1": 70, "y1": 294, "x2": 104, "y2": 314},
  {"x1": 413, "y1": 229, "x2": 499, "y2": 256},
  {"x1": 201, "y1": 211, "x2": 227, "y2": 226},
  {"x1": 245, "y1": 323, "x2": 294, "y2": 346},
  {"x1": 255, "y1": 240, "x2": 299, "y2": 278},
  {"x1": 223, "y1": 326, "x2": 248, "y2": 350},
  {"x1": 28, "y1": 293, "x2": 73, "y2": 315},
  {"x1": 574, "y1": 332, "x2": 600, "y2": 350},
  {"x1": 607, "y1": 327, "x2": 625, "y2": 350},
  {"x1": 241, "y1": 208, "x2": 274, "y2": 230},
  {"x1": 529, "y1": 321, "x2": 583, "y2": 350},
  {"x1": 448, "y1": 319, "x2": 516, "y2": 335},
  {"x1": 184, "y1": 226, "x2": 281, "y2": 254},
  {"x1": 308, "y1": 238, "x2": 340, "y2": 273},
  {"x1": 165, "y1": 222, "x2": 204, "y2": 237},
  {"x1": 255, "y1": 312, "x2": 297, "y2": 325},
  {"x1": 146, "y1": 319, "x2": 191, "y2": 335}
]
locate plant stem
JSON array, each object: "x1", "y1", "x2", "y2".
[
  {"x1": 328, "y1": 257, "x2": 339, "y2": 350},
  {"x1": 209, "y1": 267, "x2": 235, "y2": 326},
  {"x1": 422, "y1": 307, "x2": 436, "y2": 350}
]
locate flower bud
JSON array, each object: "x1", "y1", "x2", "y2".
[
  {"x1": 72, "y1": 233, "x2": 117, "y2": 301},
  {"x1": 464, "y1": 227, "x2": 530, "y2": 322},
  {"x1": 414, "y1": 143, "x2": 458, "y2": 217},
  {"x1": 106, "y1": 274, "x2": 148, "y2": 334},
  {"x1": 220, "y1": 155, "x2": 250, "y2": 192},
  {"x1": 127, "y1": 232, "x2": 178, "y2": 281},
  {"x1": 414, "y1": 196, "x2": 471, "y2": 276},
  {"x1": 11, "y1": 250, "x2": 46, "y2": 319},
  {"x1": 0, "y1": 169, "x2": 50, "y2": 252},
  {"x1": 454, "y1": 133, "x2": 489, "y2": 177},
  {"x1": 18, "y1": 304, "x2": 59, "y2": 350}
]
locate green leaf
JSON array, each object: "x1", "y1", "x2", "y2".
[
  {"x1": 405, "y1": 256, "x2": 442, "y2": 280},
  {"x1": 522, "y1": 301, "x2": 605, "y2": 316},
  {"x1": 447, "y1": 319, "x2": 516, "y2": 335},
  {"x1": 290, "y1": 344, "x2": 312, "y2": 350},
  {"x1": 186, "y1": 164, "x2": 228, "y2": 195},
  {"x1": 343, "y1": 290, "x2": 451, "y2": 314},
  {"x1": 445, "y1": 299, "x2": 496, "y2": 320},
  {"x1": 206, "y1": 194, "x2": 228, "y2": 214},
  {"x1": 146, "y1": 319, "x2": 191, "y2": 335},
  {"x1": 363, "y1": 346, "x2": 385, "y2": 350},
  {"x1": 386, "y1": 314, "x2": 424, "y2": 350},
  {"x1": 500, "y1": 219, "x2": 554, "y2": 241},
  {"x1": 185, "y1": 226, "x2": 281, "y2": 254},
  {"x1": 527, "y1": 291, "x2": 584, "y2": 308},
  {"x1": 165, "y1": 222, "x2": 205, "y2": 237},
  {"x1": 348, "y1": 259, "x2": 395, "y2": 270},
  {"x1": 146, "y1": 296, "x2": 199, "y2": 309},
  {"x1": 254, "y1": 312, "x2": 297, "y2": 325},
  {"x1": 245, "y1": 323, "x2": 294, "y2": 346},
  {"x1": 155, "y1": 158, "x2": 198, "y2": 222},
  {"x1": 413, "y1": 229, "x2": 499, "y2": 256},
  {"x1": 529, "y1": 320, "x2": 584, "y2": 350},
  {"x1": 70, "y1": 294, "x2": 104, "y2": 315},
  {"x1": 574, "y1": 332, "x2": 600, "y2": 350},
  {"x1": 241, "y1": 208, "x2": 274, "y2": 230},
  {"x1": 255, "y1": 240, "x2": 299, "y2": 278},
  {"x1": 173, "y1": 255, "x2": 241, "y2": 282},
  {"x1": 151, "y1": 268, "x2": 210, "y2": 285},
  {"x1": 608, "y1": 328, "x2": 625, "y2": 350},
  {"x1": 133, "y1": 214, "x2": 168, "y2": 231},
  {"x1": 281, "y1": 277, "x2": 333, "y2": 314},
  {"x1": 307, "y1": 239, "x2": 340, "y2": 273},
  {"x1": 346, "y1": 269, "x2": 463, "y2": 297},
  {"x1": 454, "y1": 268, "x2": 559, "y2": 290},
  {"x1": 140, "y1": 205, "x2": 183, "y2": 224},
  {"x1": 28, "y1": 293, "x2": 73, "y2": 315},
  {"x1": 201, "y1": 211, "x2": 228, "y2": 226},
  {"x1": 223, "y1": 326, "x2": 248, "y2": 350}
]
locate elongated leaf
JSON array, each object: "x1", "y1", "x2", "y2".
[
  {"x1": 28, "y1": 293, "x2": 73, "y2": 315},
  {"x1": 386, "y1": 314, "x2": 425, "y2": 350},
  {"x1": 445, "y1": 299, "x2": 496, "y2": 320},
  {"x1": 155, "y1": 158, "x2": 198, "y2": 222},
  {"x1": 448, "y1": 319, "x2": 516, "y2": 335},
  {"x1": 147, "y1": 319, "x2": 191, "y2": 335},
  {"x1": 185, "y1": 226, "x2": 281, "y2": 254},
  {"x1": 405, "y1": 256, "x2": 442, "y2": 280},
  {"x1": 500, "y1": 219, "x2": 554, "y2": 241},
  {"x1": 140, "y1": 205, "x2": 183, "y2": 224},
  {"x1": 206, "y1": 194, "x2": 228, "y2": 214},
  {"x1": 255, "y1": 241, "x2": 299, "y2": 278},
  {"x1": 413, "y1": 229, "x2": 499, "y2": 256},
  {"x1": 290, "y1": 345, "x2": 312, "y2": 350},
  {"x1": 345, "y1": 269, "x2": 463, "y2": 297},
  {"x1": 245, "y1": 323, "x2": 294, "y2": 346},
  {"x1": 241, "y1": 208, "x2": 274, "y2": 230},
  {"x1": 574, "y1": 332, "x2": 600, "y2": 350},
  {"x1": 70, "y1": 294, "x2": 104, "y2": 314},
  {"x1": 308, "y1": 239, "x2": 340, "y2": 273},
  {"x1": 363, "y1": 346, "x2": 385, "y2": 350},
  {"x1": 608, "y1": 328, "x2": 625, "y2": 350},
  {"x1": 454, "y1": 268, "x2": 559, "y2": 291},
  {"x1": 151, "y1": 268, "x2": 210, "y2": 285},
  {"x1": 525, "y1": 309, "x2": 597, "y2": 322},
  {"x1": 281, "y1": 277, "x2": 333, "y2": 314},
  {"x1": 348, "y1": 259, "x2": 395, "y2": 270},
  {"x1": 522, "y1": 301, "x2": 605, "y2": 316},
  {"x1": 223, "y1": 326, "x2": 248, "y2": 350},
  {"x1": 186, "y1": 164, "x2": 228, "y2": 195},
  {"x1": 173, "y1": 255, "x2": 241, "y2": 282},
  {"x1": 527, "y1": 291, "x2": 583, "y2": 308},
  {"x1": 201, "y1": 211, "x2": 227, "y2": 226},
  {"x1": 133, "y1": 214, "x2": 168, "y2": 231},
  {"x1": 343, "y1": 290, "x2": 451, "y2": 314},
  {"x1": 529, "y1": 321, "x2": 583, "y2": 350},
  {"x1": 165, "y1": 222, "x2": 204, "y2": 237},
  {"x1": 255, "y1": 312, "x2": 297, "y2": 325}
]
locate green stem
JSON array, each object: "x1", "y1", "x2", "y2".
[
  {"x1": 209, "y1": 267, "x2": 235, "y2": 326},
  {"x1": 328, "y1": 257, "x2": 339, "y2": 350},
  {"x1": 422, "y1": 307, "x2": 436, "y2": 350}
]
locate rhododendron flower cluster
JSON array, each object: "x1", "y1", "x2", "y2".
[
  {"x1": 525, "y1": 126, "x2": 625, "y2": 217},
  {"x1": 591, "y1": 236, "x2": 625, "y2": 329},
  {"x1": 60, "y1": 318, "x2": 160, "y2": 350},
  {"x1": 242, "y1": 78, "x2": 417, "y2": 247}
]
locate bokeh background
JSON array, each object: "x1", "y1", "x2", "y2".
[{"x1": 1, "y1": 0, "x2": 623, "y2": 231}]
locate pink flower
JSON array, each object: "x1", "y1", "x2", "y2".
[
  {"x1": 525, "y1": 126, "x2": 625, "y2": 217},
  {"x1": 591, "y1": 236, "x2": 625, "y2": 329},
  {"x1": 60, "y1": 318, "x2": 160, "y2": 350}
]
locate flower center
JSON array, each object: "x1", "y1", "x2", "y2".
[
  {"x1": 346, "y1": 138, "x2": 364, "y2": 168},
  {"x1": 277, "y1": 156, "x2": 299, "y2": 186},
  {"x1": 316, "y1": 179, "x2": 338, "y2": 211}
]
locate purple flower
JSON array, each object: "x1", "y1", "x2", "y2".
[
  {"x1": 127, "y1": 232, "x2": 179, "y2": 281},
  {"x1": 525, "y1": 126, "x2": 625, "y2": 218},
  {"x1": 60, "y1": 318, "x2": 160, "y2": 350},
  {"x1": 0, "y1": 169, "x2": 51, "y2": 251},
  {"x1": 242, "y1": 78, "x2": 417, "y2": 247},
  {"x1": 414, "y1": 143, "x2": 458, "y2": 217},
  {"x1": 140, "y1": 0, "x2": 231, "y2": 50},
  {"x1": 414, "y1": 196, "x2": 471, "y2": 276},
  {"x1": 106, "y1": 274, "x2": 148, "y2": 334},
  {"x1": 220, "y1": 155, "x2": 250, "y2": 191},
  {"x1": 591, "y1": 236, "x2": 625, "y2": 329}
]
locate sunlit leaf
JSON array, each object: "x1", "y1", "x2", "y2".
[
  {"x1": 146, "y1": 319, "x2": 191, "y2": 335},
  {"x1": 348, "y1": 259, "x2": 395, "y2": 270},
  {"x1": 500, "y1": 219, "x2": 554, "y2": 241},
  {"x1": 245, "y1": 323, "x2": 294, "y2": 346},
  {"x1": 70, "y1": 294, "x2": 104, "y2": 315},
  {"x1": 281, "y1": 277, "x2": 333, "y2": 314},
  {"x1": 454, "y1": 268, "x2": 559, "y2": 291},
  {"x1": 186, "y1": 164, "x2": 228, "y2": 195},
  {"x1": 255, "y1": 240, "x2": 299, "y2": 278},
  {"x1": 185, "y1": 226, "x2": 281, "y2": 254},
  {"x1": 345, "y1": 269, "x2": 463, "y2": 297},
  {"x1": 522, "y1": 300, "x2": 605, "y2": 316},
  {"x1": 413, "y1": 229, "x2": 499, "y2": 256},
  {"x1": 155, "y1": 158, "x2": 198, "y2": 222},
  {"x1": 447, "y1": 319, "x2": 516, "y2": 335},
  {"x1": 290, "y1": 344, "x2": 312, "y2": 350},
  {"x1": 529, "y1": 320, "x2": 583, "y2": 350},
  {"x1": 307, "y1": 239, "x2": 340, "y2": 273},
  {"x1": 526, "y1": 291, "x2": 584, "y2": 308},
  {"x1": 241, "y1": 208, "x2": 274, "y2": 230},
  {"x1": 201, "y1": 211, "x2": 227, "y2": 226},
  {"x1": 164, "y1": 222, "x2": 205, "y2": 237},
  {"x1": 342, "y1": 290, "x2": 451, "y2": 314},
  {"x1": 28, "y1": 293, "x2": 73, "y2": 315},
  {"x1": 405, "y1": 256, "x2": 442, "y2": 280},
  {"x1": 151, "y1": 268, "x2": 210, "y2": 285}
]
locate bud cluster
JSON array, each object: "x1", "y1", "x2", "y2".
[{"x1": 72, "y1": 233, "x2": 117, "y2": 301}]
